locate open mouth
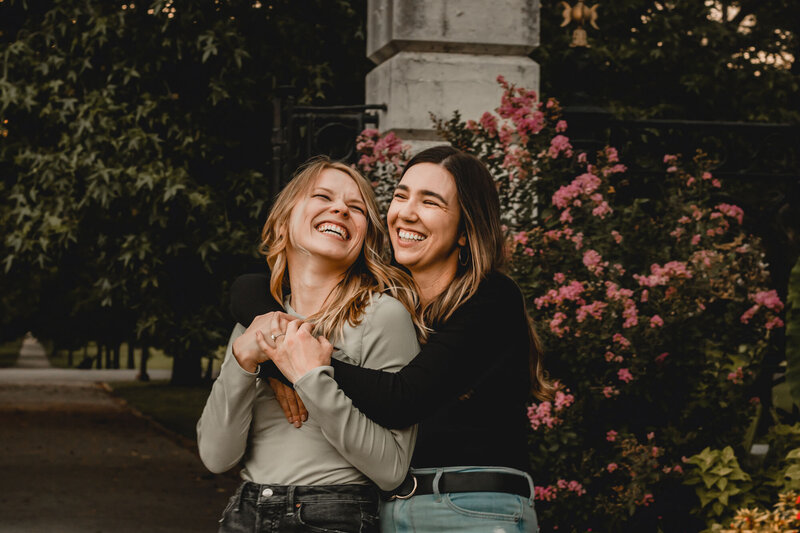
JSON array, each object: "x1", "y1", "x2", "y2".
[
  {"x1": 316, "y1": 222, "x2": 349, "y2": 240},
  {"x1": 398, "y1": 229, "x2": 426, "y2": 242}
]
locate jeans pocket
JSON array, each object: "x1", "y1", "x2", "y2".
[
  {"x1": 296, "y1": 501, "x2": 378, "y2": 533},
  {"x1": 444, "y1": 492, "x2": 523, "y2": 522}
]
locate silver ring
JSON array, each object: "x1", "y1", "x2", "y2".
[{"x1": 270, "y1": 333, "x2": 285, "y2": 342}]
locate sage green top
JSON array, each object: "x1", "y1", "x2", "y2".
[{"x1": 196, "y1": 293, "x2": 419, "y2": 490}]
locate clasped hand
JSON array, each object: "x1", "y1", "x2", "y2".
[{"x1": 232, "y1": 311, "x2": 334, "y2": 428}]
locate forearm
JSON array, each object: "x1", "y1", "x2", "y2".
[
  {"x1": 196, "y1": 325, "x2": 258, "y2": 473},
  {"x1": 294, "y1": 367, "x2": 416, "y2": 490}
]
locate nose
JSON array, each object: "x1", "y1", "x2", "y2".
[
  {"x1": 396, "y1": 198, "x2": 418, "y2": 221},
  {"x1": 331, "y1": 199, "x2": 349, "y2": 217}
]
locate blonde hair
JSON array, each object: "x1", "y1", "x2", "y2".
[
  {"x1": 402, "y1": 146, "x2": 554, "y2": 402},
  {"x1": 259, "y1": 157, "x2": 424, "y2": 343}
]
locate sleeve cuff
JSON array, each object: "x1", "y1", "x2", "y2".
[{"x1": 294, "y1": 365, "x2": 334, "y2": 393}]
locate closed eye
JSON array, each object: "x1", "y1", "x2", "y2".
[
  {"x1": 313, "y1": 193, "x2": 331, "y2": 201},
  {"x1": 349, "y1": 204, "x2": 365, "y2": 214}
]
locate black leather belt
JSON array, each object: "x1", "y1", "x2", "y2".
[{"x1": 381, "y1": 471, "x2": 531, "y2": 501}]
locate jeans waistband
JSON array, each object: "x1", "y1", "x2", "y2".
[{"x1": 239, "y1": 481, "x2": 378, "y2": 503}]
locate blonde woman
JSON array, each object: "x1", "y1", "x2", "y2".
[
  {"x1": 235, "y1": 146, "x2": 553, "y2": 532},
  {"x1": 197, "y1": 157, "x2": 422, "y2": 532}
]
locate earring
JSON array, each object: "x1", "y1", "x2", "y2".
[{"x1": 458, "y1": 246, "x2": 469, "y2": 267}]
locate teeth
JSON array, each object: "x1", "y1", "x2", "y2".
[
  {"x1": 316, "y1": 223, "x2": 348, "y2": 239},
  {"x1": 398, "y1": 230, "x2": 426, "y2": 241}
]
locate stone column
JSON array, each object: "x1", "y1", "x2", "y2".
[{"x1": 366, "y1": 0, "x2": 540, "y2": 149}]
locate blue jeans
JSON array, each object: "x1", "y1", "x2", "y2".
[
  {"x1": 218, "y1": 481, "x2": 379, "y2": 532},
  {"x1": 380, "y1": 466, "x2": 538, "y2": 533}
]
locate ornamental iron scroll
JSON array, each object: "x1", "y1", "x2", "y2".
[{"x1": 271, "y1": 86, "x2": 385, "y2": 196}]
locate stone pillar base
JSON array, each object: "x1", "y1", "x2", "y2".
[{"x1": 366, "y1": 51, "x2": 539, "y2": 141}]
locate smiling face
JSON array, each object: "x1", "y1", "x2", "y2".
[
  {"x1": 287, "y1": 168, "x2": 368, "y2": 270},
  {"x1": 387, "y1": 162, "x2": 466, "y2": 279}
]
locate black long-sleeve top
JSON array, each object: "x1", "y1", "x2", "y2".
[{"x1": 230, "y1": 271, "x2": 533, "y2": 472}]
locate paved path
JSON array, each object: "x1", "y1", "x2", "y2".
[{"x1": 0, "y1": 340, "x2": 240, "y2": 533}]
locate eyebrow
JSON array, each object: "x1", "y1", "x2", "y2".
[{"x1": 396, "y1": 184, "x2": 448, "y2": 205}]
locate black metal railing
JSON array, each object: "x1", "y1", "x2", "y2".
[{"x1": 271, "y1": 86, "x2": 385, "y2": 194}]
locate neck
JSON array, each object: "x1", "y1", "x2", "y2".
[
  {"x1": 286, "y1": 251, "x2": 347, "y2": 317},
  {"x1": 411, "y1": 261, "x2": 459, "y2": 306}
]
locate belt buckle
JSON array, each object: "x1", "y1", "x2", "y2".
[{"x1": 390, "y1": 475, "x2": 418, "y2": 500}]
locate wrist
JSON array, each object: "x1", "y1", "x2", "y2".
[{"x1": 232, "y1": 339, "x2": 259, "y2": 373}]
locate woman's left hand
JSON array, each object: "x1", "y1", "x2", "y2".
[{"x1": 257, "y1": 319, "x2": 333, "y2": 383}]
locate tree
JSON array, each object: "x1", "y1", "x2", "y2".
[{"x1": 0, "y1": 0, "x2": 371, "y2": 383}]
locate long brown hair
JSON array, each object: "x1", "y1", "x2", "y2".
[
  {"x1": 400, "y1": 146, "x2": 553, "y2": 401},
  {"x1": 259, "y1": 156, "x2": 424, "y2": 343}
]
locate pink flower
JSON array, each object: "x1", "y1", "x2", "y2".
[
  {"x1": 552, "y1": 173, "x2": 601, "y2": 208},
  {"x1": 533, "y1": 485, "x2": 557, "y2": 501},
  {"x1": 513, "y1": 231, "x2": 529, "y2": 245},
  {"x1": 618, "y1": 368, "x2": 634, "y2": 383},
  {"x1": 553, "y1": 272, "x2": 566, "y2": 284},
  {"x1": 604, "y1": 351, "x2": 616, "y2": 362},
  {"x1": 727, "y1": 367, "x2": 744, "y2": 384},
  {"x1": 602, "y1": 386, "x2": 619, "y2": 398},
  {"x1": 667, "y1": 166, "x2": 678, "y2": 173},
  {"x1": 611, "y1": 230, "x2": 623, "y2": 244},
  {"x1": 691, "y1": 234, "x2": 701, "y2": 245},
  {"x1": 605, "y1": 147, "x2": 619, "y2": 164},
  {"x1": 712, "y1": 178, "x2": 721, "y2": 187},
  {"x1": 554, "y1": 390, "x2": 575, "y2": 411},
  {"x1": 663, "y1": 154, "x2": 678, "y2": 164},
  {"x1": 766, "y1": 316, "x2": 785, "y2": 330},
  {"x1": 640, "y1": 289, "x2": 649, "y2": 303},
  {"x1": 577, "y1": 152, "x2": 588, "y2": 164},
  {"x1": 527, "y1": 401, "x2": 561, "y2": 430},
  {"x1": 576, "y1": 301, "x2": 607, "y2": 322},
  {"x1": 655, "y1": 352, "x2": 669, "y2": 363},
  {"x1": 647, "y1": 432, "x2": 655, "y2": 440},
  {"x1": 715, "y1": 203, "x2": 744, "y2": 224},
  {"x1": 752, "y1": 290, "x2": 784, "y2": 312},
  {"x1": 560, "y1": 209, "x2": 573, "y2": 224},
  {"x1": 478, "y1": 112, "x2": 499, "y2": 137},
  {"x1": 650, "y1": 315, "x2": 664, "y2": 328},
  {"x1": 549, "y1": 312, "x2": 569, "y2": 337},
  {"x1": 613, "y1": 333, "x2": 631, "y2": 349},
  {"x1": 702, "y1": 171, "x2": 712, "y2": 180},
  {"x1": 606, "y1": 430, "x2": 618, "y2": 442},
  {"x1": 622, "y1": 300, "x2": 639, "y2": 328},
  {"x1": 592, "y1": 201, "x2": 612, "y2": 218},
  {"x1": 638, "y1": 493, "x2": 654, "y2": 506},
  {"x1": 582, "y1": 249, "x2": 602, "y2": 268},
  {"x1": 607, "y1": 463, "x2": 618, "y2": 473},
  {"x1": 555, "y1": 120, "x2": 568, "y2": 132},
  {"x1": 740, "y1": 304, "x2": 759, "y2": 324},
  {"x1": 524, "y1": 247, "x2": 535, "y2": 256}
]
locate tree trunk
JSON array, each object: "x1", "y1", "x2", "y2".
[
  {"x1": 67, "y1": 348, "x2": 73, "y2": 367},
  {"x1": 104, "y1": 344, "x2": 111, "y2": 369},
  {"x1": 203, "y1": 355, "x2": 214, "y2": 381},
  {"x1": 137, "y1": 345, "x2": 150, "y2": 382},
  {"x1": 95, "y1": 344, "x2": 103, "y2": 369},
  {"x1": 126, "y1": 341, "x2": 135, "y2": 369},
  {"x1": 112, "y1": 344, "x2": 120, "y2": 369},
  {"x1": 170, "y1": 349, "x2": 203, "y2": 385}
]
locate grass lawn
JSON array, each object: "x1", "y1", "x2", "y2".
[
  {"x1": 0, "y1": 339, "x2": 22, "y2": 368},
  {"x1": 48, "y1": 342, "x2": 224, "y2": 375},
  {"x1": 109, "y1": 380, "x2": 214, "y2": 441}
]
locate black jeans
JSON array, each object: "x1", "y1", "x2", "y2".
[{"x1": 218, "y1": 481, "x2": 380, "y2": 533}]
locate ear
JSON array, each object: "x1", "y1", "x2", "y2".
[{"x1": 458, "y1": 233, "x2": 467, "y2": 247}]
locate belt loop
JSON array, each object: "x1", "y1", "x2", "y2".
[
  {"x1": 234, "y1": 482, "x2": 245, "y2": 512},
  {"x1": 432, "y1": 469, "x2": 444, "y2": 503},
  {"x1": 524, "y1": 473, "x2": 535, "y2": 506},
  {"x1": 286, "y1": 485, "x2": 296, "y2": 516}
]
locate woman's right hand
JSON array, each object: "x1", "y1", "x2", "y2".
[
  {"x1": 232, "y1": 312, "x2": 296, "y2": 373},
  {"x1": 258, "y1": 320, "x2": 334, "y2": 383}
]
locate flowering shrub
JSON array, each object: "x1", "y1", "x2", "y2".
[{"x1": 357, "y1": 77, "x2": 785, "y2": 532}]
